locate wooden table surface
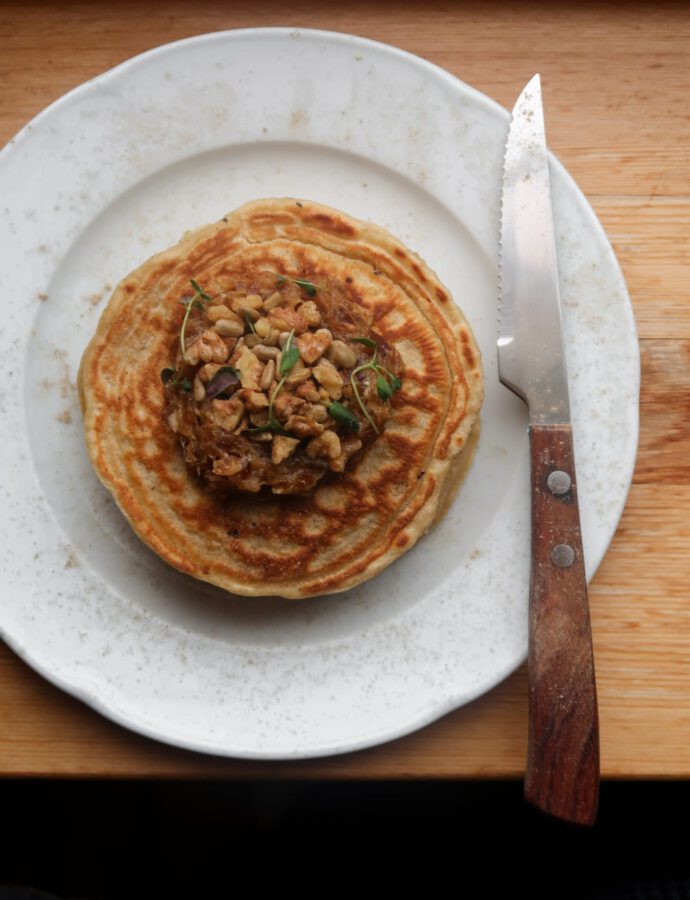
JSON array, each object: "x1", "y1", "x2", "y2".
[{"x1": 1, "y1": 0, "x2": 688, "y2": 778}]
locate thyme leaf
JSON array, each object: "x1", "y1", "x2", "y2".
[
  {"x1": 180, "y1": 279, "x2": 213, "y2": 356},
  {"x1": 328, "y1": 401, "x2": 360, "y2": 431},
  {"x1": 278, "y1": 330, "x2": 298, "y2": 377},
  {"x1": 279, "y1": 346, "x2": 300, "y2": 376},
  {"x1": 189, "y1": 279, "x2": 212, "y2": 302},
  {"x1": 376, "y1": 374, "x2": 394, "y2": 400},
  {"x1": 374, "y1": 363, "x2": 402, "y2": 392},
  {"x1": 293, "y1": 278, "x2": 317, "y2": 297},
  {"x1": 275, "y1": 275, "x2": 318, "y2": 296}
]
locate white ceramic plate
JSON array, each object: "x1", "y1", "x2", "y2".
[{"x1": 0, "y1": 29, "x2": 638, "y2": 759}]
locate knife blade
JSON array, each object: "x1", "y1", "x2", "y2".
[{"x1": 498, "y1": 74, "x2": 600, "y2": 826}]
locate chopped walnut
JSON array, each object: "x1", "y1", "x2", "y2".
[
  {"x1": 211, "y1": 397, "x2": 244, "y2": 432},
  {"x1": 285, "y1": 359, "x2": 312, "y2": 386},
  {"x1": 272, "y1": 435, "x2": 300, "y2": 464},
  {"x1": 212, "y1": 456, "x2": 244, "y2": 477},
  {"x1": 268, "y1": 306, "x2": 309, "y2": 334},
  {"x1": 239, "y1": 389, "x2": 269, "y2": 412},
  {"x1": 235, "y1": 346, "x2": 263, "y2": 390},
  {"x1": 295, "y1": 380, "x2": 320, "y2": 402},
  {"x1": 184, "y1": 329, "x2": 229, "y2": 365},
  {"x1": 199, "y1": 363, "x2": 222, "y2": 383},
  {"x1": 273, "y1": 392, "x2": 305, "y2": 421},
  {"x1": 285, "y1": 415, "x2": 325, "y2": 438},
  {"x1": 312, "y1": 358, "x2": 344, "y2": 399},
  {"x1": 306, "y1": 430, "x2": 341, "y2": 461},
  {"x1": 296, "y1": 328, "x2": 332, "y2": 364},
  {"x1": 329, "y1": 437, "x2": 363, "y2": 472},
  {"x1": 249, "y1": 410, "x2": 269, "y2": 427},
  {"x1": 304, "y1": 403, "x2": 328, "y2": 423},
  {"x1": 298, "y1": 300, "x2": 321, "y2": 327}
]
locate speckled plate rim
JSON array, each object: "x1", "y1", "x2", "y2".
[{"x1": 0, "y1": 28, "x2": 639, "y2": 759}]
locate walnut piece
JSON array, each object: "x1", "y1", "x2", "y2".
[
  {"x1": 212, "y1": 456, "x2": 244, "y2": 477},
  {"x1": 211, "y1": 397, "x2": 244, "y2": 432},
  {"x1": 295, "y1": 380, "x2": 320, "y2": 402},
  {"x1": 272, "y1": 435, "x2": 300, "y2": 464},
  {"x1": 306, "y1": 431, "x2": 342, "y2": 461},
  {"x1": 296, "y1": 328, "x2": 333, "y2": 365},
  {"x1": 184, "y1": 329, "x2": 229, "y2": 365},
  {"x1": 234, "y1": 346, "x2": 263, "y2": 390},
  {"x1": 239, "y1": 390, "x2": 269, "y2": 412},
  {"x1": 285, "y1": 415, "x2": 325, "y2": 438},
  {"x1": 268, "y1": 306, "x2": 309, "y2": 334},
  {"x1": 298, "y1": 301, "x2": 321, "y2": 327},
  {"x1": 312, "y1": 358, "x2": 344, "y2": 399}
]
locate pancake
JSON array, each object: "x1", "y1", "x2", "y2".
[{"x1": 78, "y1": 198, "x2": 483, "y2": 598}]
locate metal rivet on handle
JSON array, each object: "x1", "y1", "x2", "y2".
[
  {"x1": 551, "y1": 544, "x2": 576, "y2": 568},
  {"x1": 547, "y1": 470, "x2": 571, "y2": 495}
]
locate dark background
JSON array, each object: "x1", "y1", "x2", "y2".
[{"x1": 1, "y1": 780, "x2": 689, "y2": 899}]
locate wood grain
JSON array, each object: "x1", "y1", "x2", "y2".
[
  {"x1": 525, "y1": 425, "x2": 599, "y2": 825},
  {"x1": 1, "y1": 0, "x2": 689, "y2": 777}
]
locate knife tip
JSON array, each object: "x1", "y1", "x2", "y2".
[{"x1": 512, "y1": 74, "x2": 542, "y2": 117}]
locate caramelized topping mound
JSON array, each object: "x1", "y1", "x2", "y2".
[{"x1": 163, "y1": 271, "x2": 403, "y2": 495}]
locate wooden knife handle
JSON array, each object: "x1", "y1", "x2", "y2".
[{"x1": 525, "y1": 423, "x2": 600, "y2": 826}]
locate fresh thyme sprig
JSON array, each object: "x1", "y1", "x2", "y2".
[
  {"x1": 161, "y1": 280, "x2": 213, "y2": 392},
  {"x1": 248, "y1": 330, "x2": 298, "y2": 434},
  {"x1": 179, "y1": 279, "x2": 213, "y2": 356},
  {"x1": 349, "y1": 337, "x2": 402, "y2": 435}
]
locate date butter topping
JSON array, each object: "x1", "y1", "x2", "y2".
[{"x1": 162, "y1": 272, "x2": 403, "y2": 494}]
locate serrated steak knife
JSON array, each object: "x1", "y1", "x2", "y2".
[{"x1": 498, "y1": 74, "x2": 600, "y2": 826}]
